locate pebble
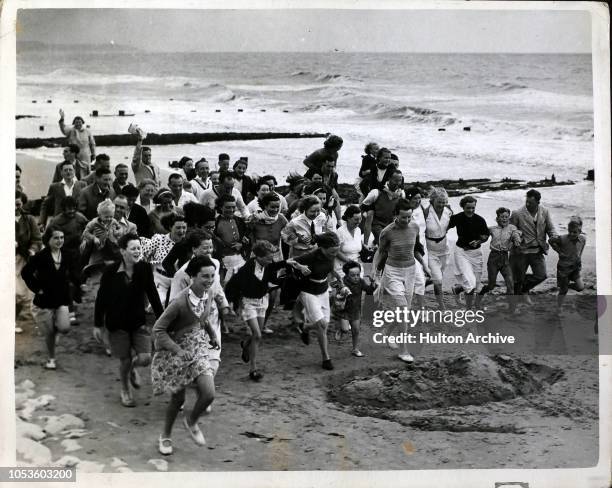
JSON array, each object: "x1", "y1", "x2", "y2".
[
  {"x1": 54, "y1": 455, "x2": 81, "y2": 468},
  {"x1": 60, "y1": 439, "x2": 82, "y2": 452},
  {"x1": 17, "y1": 437, "x2": 52, "y2": 465},
  {"x1": 62, "y1": 429, "x2": 89, "y2": 439},
  {"x1": 16, "y1": 419, "x2": 46, "y2": 441},
  {"x1": 111, "y1": 457, "x2": 128, "y2": 468},
  {"x1": 148, "y1": 459, "x2": 168, "y2": 472},
  {"x1": 19, "y1": 395, "x2": 55, "y2": 420},
  {"x1": 44, "y1": 414, "x2": 85, "y2": 435}
]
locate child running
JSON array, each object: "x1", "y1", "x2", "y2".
[
  {"x1": 475, "y1": 207, "x2": 522, "y2": 311},
  {"x1": 225, "y1": 241, "x2": 303, "y2": 381},
  {"x1": 334, "y1": 261, "x2": 377, "y2": 357},
  {"x1": 549, "y1": 216, "x2": 586, "y2": 311}
]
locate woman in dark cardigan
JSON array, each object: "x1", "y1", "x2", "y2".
[
  {"x1": 225, "y1": 241, "x2": 304, "y2": 381},
  {"x1": 21, "y1": 226, "x2": 80, "y2": 370},
  {"x1": 94, "y1": 233, "x2": 164, "y2": 408}
]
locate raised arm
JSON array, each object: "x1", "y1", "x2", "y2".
[
  {"x1": 58, "y1": 109, "x2": 70, "y2": 136},
  {"x1": 88, "y1": 131, "x2": 96, "y2": 163}
]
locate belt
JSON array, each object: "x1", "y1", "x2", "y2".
[
  {"x1": 490, "y1": 248, "x2": 509, "y2": 253},
  {"x1": 426, "y1": 235, "x2": 446, "y2": 243}
]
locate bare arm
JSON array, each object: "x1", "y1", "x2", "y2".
[{"x1": 363, "y1": 210, "x2": 374, "y2": 247}]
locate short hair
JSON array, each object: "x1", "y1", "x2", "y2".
[
  {"x1": 72, "y1": 116, "x2": 85, "y2": 125},
  {"x1": 342, "y1": 260, "x2": 362, "y2": 275},
  {"x1": 286, "y1": 171, "x2": 305, "y2": 190},
  {"x1": 118, "y1": 232, "x2": 140, "y2": 250},
  {"x1": 209, "y1": 170, "x2": 220, "y2": 178},
  {"x1": 120, "y1": 184, "x2": 139, "y2": 198},
  {"x1": 59, "y1": 160, "x2": 75, "y2": 170},
  {"x1": 142, "y1": 146, "x2": 152, "y2": 153},
  {"x1": 342, "y1": 204, "x2": 361, "y2": 221},
  {"x1": 195, "y1": 158, "x2": 209, "y2": 169},
  {"x1": 183, "y1": 202, "x2": 215, "y2": 227},
  {"x1": 568, "y1": 216, "x2": 583, "y2": 230},
  {"x1": 393, "y1": 198, "x2": 413, "y2": 215},
  {"x1": 97, "y1": 198, "x2": 115, "y2": 215},
  {"x1": 114, "y1": 163, "x2": 128, "y2": 172},
  {"x1": 215, "y1": 193, "x2": 236, "y2": 210},
  {"x1": 314, "y1": 231, "x2": 340, "y2": 249},
  {"x1": 260, "y1": 192, "x2": 281, "y2": 208},
  {"x1": 233, "y1": 159, "x2": 248, "y2": 169},
  {"x1": 496, "y1": 207, "x2": 511, "y2": 216},
  {"x1": 324, "y1": 134, "x2": 343, "y2": 150},
  {"x1": 390, "y1": 169, "x2": 403, "y2": 179},
  {"x1": 261, "y1": 174, "x2": 277, "y2": 186},
  {"x1": 364, "y1": 142, "x2": 378, "y2": 155},
  {"x1": 304, "y1": 182, "x2": 330, "y2": 199},
  {"x1": 138, "y1": 178, "x2": 157, "y2": 190},
  {"x1": 67, "y1": 144, "x2": 80, "y2": 155},
  {"x1": 298, "y1": 195, "x2": 321, "y2": 213},
  {"x1": 185, "y1": 255, "x2": 216, "y2": 277},
  {"x1": 390, "y1": 153, "x2": 399, "y2": 161},
  {"x1": 60, "y1": 196, "x2": 77, "y2": 210},
  {"x1": 459, "y1": 195, "x2": 477, "y2": 208},
  {"x1": 376, "y1": 147, "x2": 391, "y2": 160},
  {"x1": 255, "y1": 179, "x2": 271, "y2": 191},
  {"x1": 95, "y1": 153, "x2": 110, "y2": 163},
  {"x1": 218, "y1": 153, "x2": 230, "y2": 161},
  {"x1": 526, "y1": 189, "x2": 542, "y2": 202},
  {"x1": 428, "y1": 186, "x2": 448, "y2": 204},
  {"x1": 168, "y1": 173, "x2": 183, "y2": 184},
  {"x1": 113, "y1": 194, "x2": 128, "y2": 205},
  {"x1": 95, "y1": 167, "x2": 112, "y2": 178},
  {"x1": 42, "y1": 225, "x2": 64, "y2": 246},
  {"x1": 15, "y1": 190, "x2": 27, "y2": 204},
  {"x1": 218, "y1": 170, "x2": 236, "y2": 182},
  {"x1": 185, "y1": 229, "x2": 210, "y2": 250},
  {"x1": 160, "y1": 212, "x2": 186, "y2": 231},
  {"x1": 252, "y1": 240, "x2": 278, "y2": 257}
]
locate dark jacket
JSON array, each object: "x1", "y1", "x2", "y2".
[
  {"x1": 77, "y1": 183, "x2": 116, "y2": 220},
  {"x1": 360, "y1": 166, "x2": 396, "y2": 196},
  {"x1": 358, "y1": 154, "x2": 377, "y2": 178},
  {"x1": 15, "y1": 213, "x2": 42, "y2": 259},
  {"x1": 235, "y1": 175, "x2": 255, "y2": 204},
  {"x1": 21, "y1": 247, "x2": 79, "y2": 309},
  {"x1": 303, "y1": 147, "x2": 338, "y2": 171},
  {"x1": 41, "y1": 180, "x2": 87, "y2": 224},
  {"x1": 224, "y1": 258, "x2": 286, "y2": 306},
  {"x1": 128, "y1": 203, "x2": 153, "y2": 238},
  {"x1": 94, "y1": 261, "x2": 163, "y2": 331},
  {"x1": 213, "y1": 215, "x2": 250, "y2": 259}
]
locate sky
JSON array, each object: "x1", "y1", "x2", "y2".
[{"x1": 16, "y1": 8, "x2": 592, "y2": 53}]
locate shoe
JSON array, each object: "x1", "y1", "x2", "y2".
[
  {"x1": 322, "y1": 359, "x2": 334, "y2": 370},
  {"x1": 105, "y1": 348, "x2": 112, "y2": 357},
  {"x1": 205, "y1": 405, "x2": 212, "y2": 414},
  {"x1": 351, "y1": 349, "x2": 364, "y2": 357},
  {"x1": 183, "y1": 416, "x2": 206, "y2": 446},
  {"x1": 44, "y1": 358, "x2": 56, "y2": 370},
  {"x1": 158, "y1": 436, "x2": 173, "y2": 456},
  {"x1": 120, "y1": 390, "x2": 136, "y2": 408},
  {"x1": 398, "y1": 353, "x2": 415, "y2": 363},
  {"x1": 334, "y1": 330, "x2": 343, "y2": 341},
  {"x1": 297, "y1": 324, "x2": 310, "y2": 345},
  {"x1": 240, "y1": 341, "x2": 250, "y2": 363},
  {"x1": 130, "y1": 367, "x2": 141, "y2": 389},
  {"x1": 262, "y1": 326, "x2": 274, "y2": 334},
  {"x1": 249, "y1": 370, "x2": 263, "y2": 382},
  {"x1": 15, "y1": 327, "x2": 23, "y2": 334}
]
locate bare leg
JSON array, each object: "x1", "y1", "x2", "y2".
[
  {"x1": 119, "y1": 358, "x2": 131, "y2": 394},
  {"x1": 350, "y1": 319, "x2": 361, "y2": 351},
  {"x1": 314, "y1": 319, "x2": 330, "y2": 360},
  {"x1": 45, "y1": 326, "x2": 57, "y2": 360},
  {"x1": 188, "y1": 374, "x2": 215, "y2": 425},
  {"x1": 245, "y1": 318, "x2": 263, "y2": 373},
  {"x1": 433, "y1": 284, "x2": 446, "y2": 310},
  {"x1": 162, "y1": 389, "x2": 185, "y2": 438}
]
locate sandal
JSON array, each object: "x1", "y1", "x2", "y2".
[
  {"x1": 240, "y1": 341, "x2": 250, "y2": 363},
  {"x1": 158, "y1": 436, "x2": 173, "y2": 455},
  {"x1": 249, "y1": 370, "x2": 263, "y2": 382}
]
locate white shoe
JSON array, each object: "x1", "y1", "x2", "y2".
[
  {"x1": 205, "y1": 405, "x2": 212, "y2": 414},
  {"x1": 398, "y1": 353, "x2": 414, "y2": 363},
  {"x1": 183, "y1": 416, "x2": 206, "y2": 446},
  {"x1": 44, "y1": 358, "x2": 57, "y2": 370},
  {"x1": 158, "y1": 436, "x2": 173, "y2": 455},
  {"x1": 15, "y1": 327, "x2": 23, "y2": 334},
  {"x1": 262, "y1": 326, "x2": 274, "y2": 334}
]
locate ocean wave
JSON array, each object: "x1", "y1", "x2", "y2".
[
  {"x1": 289, "y1": 70, "x2": 362, "y2": 83},
  {"x1": 484, "y1": 82, "x2": 529, "y2": 91},
  {"x1": 19, "y1": 68, "x2": 157, "y2": 86}
]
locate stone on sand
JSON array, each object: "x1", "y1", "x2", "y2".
[
  {"x1": 16, "y1": 418, "x2": 46, "y2": 441},
  {"x1": 18, "y1": 395, "x2": 55, "y2": 420},
  {"x1": 111, "y1": 457, "x2": 128, "y2": 468},
  {"x1": 62, "y1": 429, "x2": 90, "y2": 439},
  {"x1": 18, "y1": 379, "x2": 36, "y2": 390},
  {"x1": 55, "y1": 455, "x2": 81, "y2": 468},
  {"x1": 116, "y1": 466, "x2": 133, "y2": 473},
  {"x1": 60, "y1": 439, "x2": 83, "y2": 452},
  {"x1": 148, "y1": 459, "x2": 168, "y2": 471},
  {"x1": 44, "y1": 414, "x2": 85, "y2": 435},
  {"x1": 17, "y1": 437, "x2": 52, "y2": 466}
]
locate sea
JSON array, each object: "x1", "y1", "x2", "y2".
[{"x1": 15, "y1": 48, "x2": 598, "y2": 271}]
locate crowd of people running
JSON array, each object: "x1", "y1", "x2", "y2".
[{"x1": 14, "y1": 111, "x2": 587, "y2": 455}]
